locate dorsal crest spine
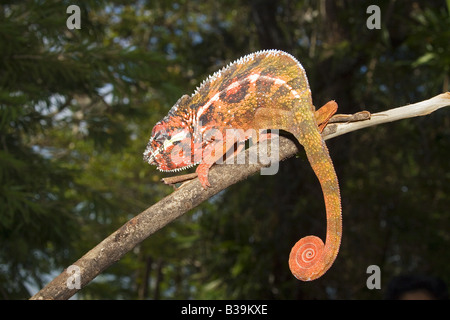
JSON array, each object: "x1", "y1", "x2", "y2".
[{"x1": 191, "y1": 49, "x2": 306, "y2": 97}]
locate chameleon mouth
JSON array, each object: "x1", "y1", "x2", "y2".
[
  {"x1": 155, "y1": 161, "x2": 201, "y2": 173},
  {"x1": 143, "y1": 138, "x2": 201, "y2": 172}
]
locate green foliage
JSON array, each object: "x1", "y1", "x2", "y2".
[{"x1": 0, "y1": 0, "x2": 449, "y2": 299}]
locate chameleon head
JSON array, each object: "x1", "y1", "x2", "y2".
[{"x1": 143, "y1": 117, "x2": 197, "y2": 172}]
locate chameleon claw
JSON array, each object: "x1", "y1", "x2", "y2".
[
  {"x1": 201, "y1": 180, "x2": 211, "y2": 189},
  {"x1": 199, "y1": 177, "x2": 211, "y2": 189}
]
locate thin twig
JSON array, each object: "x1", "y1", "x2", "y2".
[{"x1": 323, "y1": 92, "x2": 450, "y2": 140}]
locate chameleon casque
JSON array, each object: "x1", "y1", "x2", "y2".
[{"x1": 143, "y1": 50, "x2": 342, "y2": 281}]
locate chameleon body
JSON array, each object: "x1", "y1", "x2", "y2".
[{"x1": 144, "y1": 50, "x2": 342, "y2": 281}]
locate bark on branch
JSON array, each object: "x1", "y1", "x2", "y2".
[{"x1": 30, "y1": 92, "x2": 450, "y2": 300}]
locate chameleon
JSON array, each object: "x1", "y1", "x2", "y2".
[{"x1": 143, "y1": 49, "x2": 342, "y2": 281}]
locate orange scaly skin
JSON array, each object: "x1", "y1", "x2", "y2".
[{"x1": 144, "y1": 50, "x2": 342, "y2": 281}]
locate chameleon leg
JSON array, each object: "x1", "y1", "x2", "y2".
[
  {"x1": 196, "y1": 129, "x2": 248, "y2": 189},
  {"x1": 315, "y1": 100, "x2": 338, "y2": 133},
  {"x1": 196, "y1": 141, "x2": 224, "y2": 188}
]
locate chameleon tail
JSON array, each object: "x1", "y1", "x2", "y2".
[{"x1": 288, "y1": 110, "x2": 342, "y2": 281}]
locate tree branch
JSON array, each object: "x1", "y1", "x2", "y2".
[
  {"x1": 30, "y1": 92, "x2": 450, "y2": 300},
  {"x1": 323, "y1": 92, "x2": 450, "y2": 140}
]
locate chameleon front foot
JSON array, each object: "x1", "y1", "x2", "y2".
[{"x1": 196, "y1": 163, "x2": 212, "y2": 189}]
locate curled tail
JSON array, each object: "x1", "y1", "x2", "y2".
[{"x1": 288, "y1": 102, "x2": 342, "y2": 281}]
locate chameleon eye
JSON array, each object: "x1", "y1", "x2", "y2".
[{"x1": 153, "y1": 131, "x2": 168, "y2": 144}]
